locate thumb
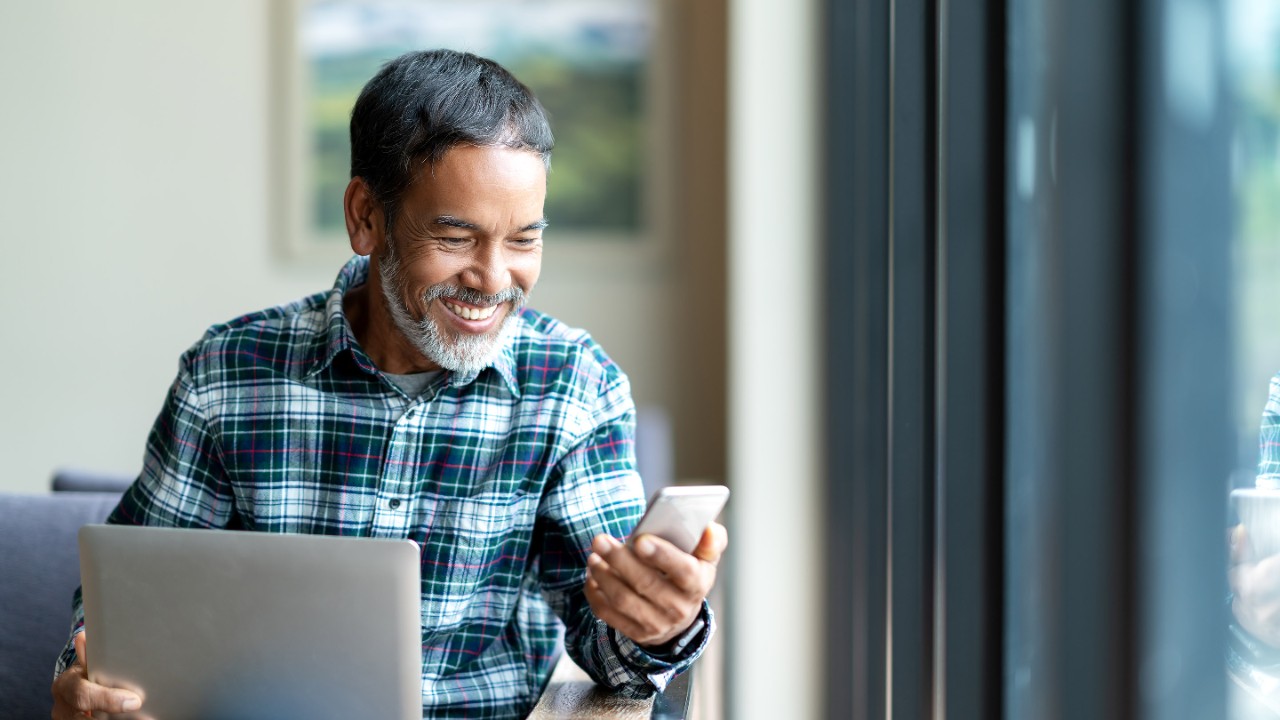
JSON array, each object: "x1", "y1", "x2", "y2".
[
  {"x1": 1233, "y1": 524, "x2": 1256, "y2": 565},
  {"x1": 692, "y1": 522, "x2": 728, "y2": 565}
]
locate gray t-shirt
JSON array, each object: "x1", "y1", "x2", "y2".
[{"x1": 382, "y1": 370, "x2": 444, "y2": 398}]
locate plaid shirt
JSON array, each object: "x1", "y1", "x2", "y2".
[
  {"x1": 57, "y1": 256, "x2": 711, "y2": 718},
  {"x1": 1260, "y1": 373, "x2": 1280, "y2": 486}
]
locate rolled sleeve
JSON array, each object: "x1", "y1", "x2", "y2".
[
  {"x1": 536, "y1": 373, "x2": 712, "y2": 696},
  {"x1": 1259, "y1": 373, "x2": 1280, "y2": 486},
  {"x1": 602, "y1": 600, "x2": 714, "y2": 693}
]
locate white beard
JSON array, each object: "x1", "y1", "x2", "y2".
[{"x1": 377, "y1": 241, "x2": 524, "y2": 376}]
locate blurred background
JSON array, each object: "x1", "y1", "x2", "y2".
[
  {"x1": 0, "y1": 1, "x2": 817, "y2": 719},
  {"x1": 0, "y1": 0, "x2": 732, "y2": 497},
  {"x1": 8, "y1": 0, "x2": 1280, "y2": 718}
]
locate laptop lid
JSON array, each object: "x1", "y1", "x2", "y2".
[{"x1": 79, "y1": 525, "x2": 422, "y2": 720}]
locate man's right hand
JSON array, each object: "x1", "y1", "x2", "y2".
[
  {"x1": 50, "y1": 631, "x2": 143, "y2": 719},
  {"x1": 1230, "y1": 525, "x2": 1280, "y2": 649}
]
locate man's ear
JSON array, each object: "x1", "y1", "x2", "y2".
[{"x1": 344, "y1": 177, "x2": 386, "y2": 257}]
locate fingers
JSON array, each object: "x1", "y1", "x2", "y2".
[
  {"x1": 52, "y1": 631, "x2": 143, "y2": 719},
  {"x1": 591, "y1": 535, "x2": 673, "y2": 600},
  {"x1": 585, "y1": 553, "x2": 690, "y2": 646},
  {"x1": 597, "y1": 533, "x2": 705, "y2": 596},
  {"x1": 591, "y1": 535, "x2": 702, "y2": 614},
  {"x1": 584, "y1": 531, "x2": 717, "y2": 649},
  {"x1": 52, "y1": 668, "x2": 142, "y2": 719}
]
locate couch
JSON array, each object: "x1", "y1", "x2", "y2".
[{"x1": 0, "y1": 490, "x2": 124, "y2": 719}]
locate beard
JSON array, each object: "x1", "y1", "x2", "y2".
[{"x1": 377, "y1": 239, "x2": 526, "y2": 377}]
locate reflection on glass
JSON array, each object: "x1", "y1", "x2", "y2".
[
  {"x1": 1004, "y1": 0, "x2": 1053, "y2": 713},
  {"x1": 302, "y1": 0, "x2": 653, "y2": 240},
  {"x1": 1226, "y1": 0, "x2": 1280, "y2": 716}
]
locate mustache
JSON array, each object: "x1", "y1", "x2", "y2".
[{"x1": 423, "y1": 283, "x2": 526, "y2": 308}]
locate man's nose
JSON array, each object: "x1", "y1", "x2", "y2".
[{"x1": 461, "y1": 241, "x2": 511, "y2": 298}]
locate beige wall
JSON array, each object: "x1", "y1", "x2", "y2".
[
  {"x1": 0, "y1": 1, "x2": 310, "y2": 493},
  {"x1": 727, "y1": 0, "x2": 822, "y2": 717},
  {"x1": 0, "y1": 1, "x2": 727, "y2": 494}
]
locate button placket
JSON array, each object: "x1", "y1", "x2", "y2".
[{"x1": 370, "y1": 401, "x2": 425, "y2": 537}]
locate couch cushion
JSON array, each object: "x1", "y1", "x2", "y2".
[{"x1": 0, "y1": 492, "x2": 123, "y2": 719}]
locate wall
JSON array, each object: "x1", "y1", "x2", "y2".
[
  {"x1": 0, "y1": 2, "x2": 311, "y2": 493},
  {"x1": 0, "y1": 1, "x2": 724, "y2": 494},
  {"x1": 727, "y1": 0, "x2": 822, "y2": 717}
]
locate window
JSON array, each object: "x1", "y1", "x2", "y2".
[
  {"x1": 823, "y1": 0, "x2": 1253, "y2": 717},
  {"x1": 274, "y1": 0, "x2": 661, "y2": 262}
]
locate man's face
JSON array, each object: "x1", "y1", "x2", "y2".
[{"x1": 375, "y1": 144, "x2": 546, "y2": 375}]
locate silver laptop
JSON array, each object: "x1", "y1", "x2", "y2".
[{"x1": 79, "y1": 525, "x2": 422, "y2": 720}]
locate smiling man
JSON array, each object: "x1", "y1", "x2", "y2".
[{"x1": 50, "y1": 50, "x2": 726, "y2": 720}]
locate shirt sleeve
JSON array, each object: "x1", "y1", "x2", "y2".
[
  {"x1": 1259, "y1": 373, "x2": 1280, "y2": 486},
  {"x1": 534, "y1": 372, "x2": 711, "y2": 698},
  {"x1": 54, "y1": 361, "x2": 236, "y2": 679}
]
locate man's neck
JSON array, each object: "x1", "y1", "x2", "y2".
[{"x1": 343, "y1": 277, "x2": 443, "y2": 375}]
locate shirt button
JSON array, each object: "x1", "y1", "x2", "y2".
[{"x1": 388, "y1": 499, "x2": 401, "y2": 510}]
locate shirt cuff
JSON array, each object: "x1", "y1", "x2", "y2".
[
  {"x1": 640, "y1": 617, "x2": 707, "y2": 659},
  {"x1": 609, "y1": 599, "x2": 714, "y2": 690}
]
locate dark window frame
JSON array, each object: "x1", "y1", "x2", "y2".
[
  {"x1": 823, "y1": 0, "x2": 1004, "y2": 715},
  {"x1": 824, "y1": 0, "x2": 1230, "y2": 717}
]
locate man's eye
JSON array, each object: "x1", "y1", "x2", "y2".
[
  {"x1": 438, "y1": 236, "x2": 470, "y2": 246},
  {"x1": 512, "y1": 236, "x2": 540, "y2": 246}
]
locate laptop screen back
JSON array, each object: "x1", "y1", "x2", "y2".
[{"x1": 79, "y1": 525, "x2": 422, "y2": 720}]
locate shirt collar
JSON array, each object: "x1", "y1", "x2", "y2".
[{"x1": 304, "y1": 255, "x2": 522, "y2": 398}]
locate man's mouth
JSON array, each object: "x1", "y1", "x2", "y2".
[{"x1": 444, "y1": 301, "x2": 499, "y2": 322}]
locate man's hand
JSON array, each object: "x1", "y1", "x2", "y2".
[
  {"x1": 583, "y1": 522, "x2": 728, "y2": 650},
  {"x1": 51, "y1": 631, "x2": 144, "y2": 719},
  {"x1": 1230, "y1": 525, "x2": 1280, "y2": 648}
]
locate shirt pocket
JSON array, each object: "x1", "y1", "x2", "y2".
[{"x1": 418, "y1": 488, "x2": 537, "y2": 632}]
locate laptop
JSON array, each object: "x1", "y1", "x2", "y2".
[{"x1": 79, "y1": 525, "x2": 423, "y2": 720}]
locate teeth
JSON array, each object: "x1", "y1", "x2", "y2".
[{"x1": 446, "y1": 302, "x2": 498, "y2": 321}]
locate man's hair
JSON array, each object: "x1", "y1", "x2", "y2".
[{"x1": 349, "y1": 49, "x2": 554, "y2": 228}]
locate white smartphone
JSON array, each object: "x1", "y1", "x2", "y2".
[{"x1": 628, "y1": 485, "x2": 730, "y2": 555}]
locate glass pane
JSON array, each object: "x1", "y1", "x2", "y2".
[
  {"x1": 1226, "y1": 0, "x2": 1280, "y2": 716},
  {"x1": 1004, "y1": 0, "x2": 1053, "y2": 712}
]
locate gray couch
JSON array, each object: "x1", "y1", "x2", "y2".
[{"x1": 0, "y1": 491, "x2": 123, "y2": 720}]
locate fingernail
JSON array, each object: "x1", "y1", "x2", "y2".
[
  {"x1": 592, "y1": 536, "x2": 612, "y2": 554},
  {"x1": 120, "y1": 694, "x2": 142, "y2": 711},
  {"x1": 636, "y1": 537, "x2": 655, "y2": 557}
]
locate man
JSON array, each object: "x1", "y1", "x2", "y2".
[{"x1": 51, "y1": 49, "x2": 726, "y2": 719}]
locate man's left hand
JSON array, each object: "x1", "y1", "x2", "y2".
[{"x1": 584, "y1": 523, "x2": 728, "y2": 650}]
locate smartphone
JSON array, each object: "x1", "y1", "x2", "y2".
[{"x1": 628, "y1": 485, "x2": 730, "y2": 555}]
